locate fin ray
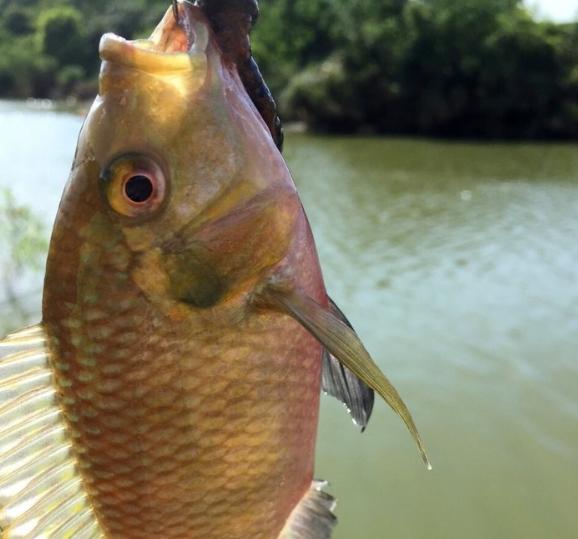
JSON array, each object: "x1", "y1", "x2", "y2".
[
  {"x1": 48, "y1": 507, "x2": 94, "y2": 539},
  {"x1": 322, "y1": 297, "x2": 374, "y2": 430},
  {"x1": 0, "y1": 371, "x2": 53, "y2": 403},
  {"x1": 16, "y1": 488, "x2": 87, "y2": 537},
  {"x1": 74, "y1": 518, "x2": 103, "y2": 539},
  {"x1": 0, "y1": 326, "x2": 45, "y2": 347},
  {"x1": 10, "y1": 477, "x2": 83, "y2": 529},
  {"x1": 0, "y1": 324, "x2": 105, "y2": 538},
  {"x1": 0, "y1": 445, "x2": 71, "y2": 497},
  {"x1": 0, "y1": 350, "x2": 49, "y2": 378},
  {"x1": 278, "y1": 480, "x2": 336, "y2": 539},
  {"x1": 4, "y1": 461, "x2": 75, "y2": 510},
  {"x1": 0, "y1": 387, "x2": 57, "y2": 429},
  {"x1": 0, "y1": 410, "x2": 62, "y2": 456},
  {"x1": 259, "y1": 288, "x2": 431, "y2": 469}
]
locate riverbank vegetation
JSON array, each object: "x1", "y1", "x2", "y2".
[
  {"x1": 1, "y1": 0, "x2": 577, "y2": 138},
  {"x1": 0, "y1": 187, "x2": 48, "y2": 331}
]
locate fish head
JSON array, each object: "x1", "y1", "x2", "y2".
[{"x1": 48, "y1": 1, "x2": 300, "y2": 317}]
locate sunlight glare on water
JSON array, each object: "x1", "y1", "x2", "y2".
[{"x1": 0, "y1": 101, "x2": 577, "y2": 539}]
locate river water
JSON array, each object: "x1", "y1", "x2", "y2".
[{"x1": 0, "y1": 100, "x2": 577, "y2": 539}]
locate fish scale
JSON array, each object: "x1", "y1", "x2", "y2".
[{"x1": 43, "y1": 208, "x2": 323, "y2": 537}]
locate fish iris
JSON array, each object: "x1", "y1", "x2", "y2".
[{"x1": 102, "y1": 154, "x2": 167, "y2": 218}]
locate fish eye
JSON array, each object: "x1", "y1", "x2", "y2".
[{"x1": 102, "y1": 155, "x2": 168, "y2": 218}]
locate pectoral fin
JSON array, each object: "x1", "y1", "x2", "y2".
[
  {"x1": 322, "y1": 297, "x2": 374, "y2": 430},
  {"x1": 258, "y1": 287, "x2": 431, "y2": 470}
]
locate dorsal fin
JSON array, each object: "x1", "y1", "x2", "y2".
[
  {"x1": 322, "y1": 297, "x2": 374, "y2": 430},
  {"x1": 0, "y1": 325, "x2": 104, "y2": 538}
]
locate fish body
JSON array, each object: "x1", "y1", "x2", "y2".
[
  {"x1": 0, "y1": 3, "x2": 429, "y2": 539},
  {"x1": 42, "y1": 5, "x2": 324, "y2": 537}
]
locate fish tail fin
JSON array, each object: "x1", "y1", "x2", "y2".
[
  {"x1": 0, "y1": 324, "x2": 104, "y2": 538},
  {"x1": 278, "y1": 480, "x2": 337, "y2": 539}
]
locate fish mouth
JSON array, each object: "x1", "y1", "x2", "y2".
[{"x1": 99, "y1": 1, "x2": 209, "y2": 71}]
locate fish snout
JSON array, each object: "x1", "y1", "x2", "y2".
[{"x1": 99, "y1": 2, "x2": 210, "y2": 72}]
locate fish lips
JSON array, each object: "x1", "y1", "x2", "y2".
[{"x1": 99, "y1": 2, "x2": 210, "y2": 72}]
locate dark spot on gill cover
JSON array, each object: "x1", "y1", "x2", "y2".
[
  {"x1": 165, "y1": 248, "x2": 226, "y2": 308},
  {"x1": 196, "y1": 0, "x2": 284, "y2": 151}
]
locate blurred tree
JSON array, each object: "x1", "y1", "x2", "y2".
[
  {"x1": 56, "y1": 64, "x2": 85, "y2": 95},
  {"x1": 251, "y1": 0, "x2": 338, "y2": 96},
  {"x1": 399, "y1": 0, "x2": 517, "y2": 134},
  {"x1": 0, "y1": 0, "x2": 576, "y2": 137},
  {"x1": 36, "y1": 6, "x2": 88, "y2": 67},
  {"x1": 0, "y1": 37, "x2": 56, "y2": 97},
  {"x1": 3, "y1": 6, "x2": 33, "y2": 36},
  {"x1": 398, "y1": 0, "x2": 578, "y2": 137},
  {"x1": 281, "y1": 0, "x2": 412, "y2": 130}
]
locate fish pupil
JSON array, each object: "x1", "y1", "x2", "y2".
[{"x1": 125, "y1": 175, "x2": 154, "y2": 203}]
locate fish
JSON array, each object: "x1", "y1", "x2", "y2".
[{"x1": 0, "y1": 2, "x2": 430, "y2": 538}]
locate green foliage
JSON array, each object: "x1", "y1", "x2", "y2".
[
  {"x1": 280, "y1": 55, "x2": 361, "y2": 131},
  {"x1": 280, "y1": 0, "x2": 578, "y2": 137},
  {"x1": 0, "y1": 0, "x2": 576, "y2": 137},
  {"x1": 55, "y1": 63, "x2": 85, "y2": 94},
  {"x1": 0, "y1": 36, "x2": 56, "y2": 97},
  {"x1": 36, "y1": 6, "x2": 87, "y2": 67},
  {"x1": 0, "y1": 189, "x2": 47, "y2": 276},
  {"x1": 3, "y1": 5, "x2": 33, "y2": 35},
  {"x1": 391, "y1": 0, "x2": 578, "y2": 137},
  {"x1": 251, "y1": 0, "x2": 337, "y2": 96},
  {"x1": 0, "y1": 0, "x2": 169, "y2": 98},
  {"x1": 0, "y1": 188, "x2": 48, "y2": 331}
]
